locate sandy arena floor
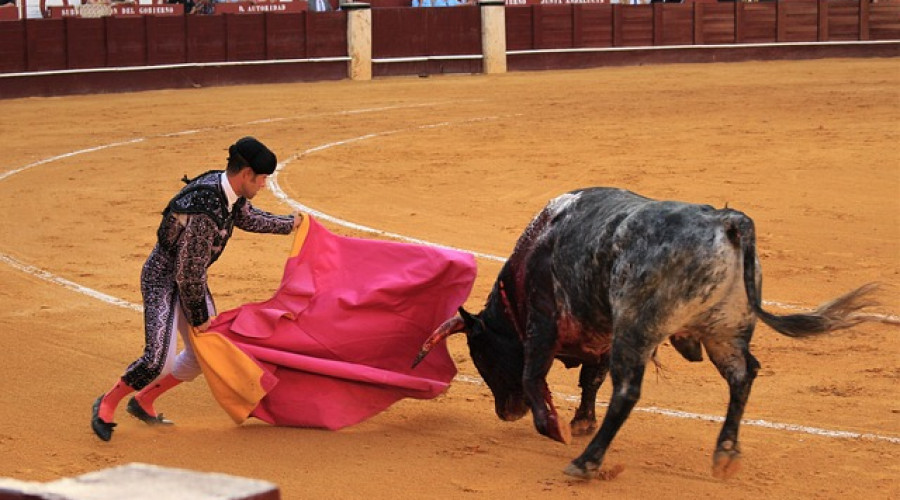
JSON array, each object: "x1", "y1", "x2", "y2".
[{"x1": 0, "y1": 57, "x2": 898, "y2": 499}]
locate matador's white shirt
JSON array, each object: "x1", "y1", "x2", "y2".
[{"x1": 220, "y1": 172, "x2": 238, "y2": 212}]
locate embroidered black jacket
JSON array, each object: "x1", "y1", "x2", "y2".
[{"x1": 153, "y1": 170, "x2": 294, "y2": 326}]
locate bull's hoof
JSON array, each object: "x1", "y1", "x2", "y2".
[
  {"x1": 550, "y1": 418, "x2": 572, "y2": 444},
  {"x1": 570, "y1": 418, "x2": 597, "y2": 437},
  {"x1": 563, "y1": 460, "x2": 597, "y2": 479},
  {"x1": 712, "y1": 442, "x2": 742, "y2": 479}
]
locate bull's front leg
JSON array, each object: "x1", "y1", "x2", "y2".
[
  {"x1": 571, "y1": 355, "x2": 609, "y2": 436},
  {"x1": 565, "y1": 326, "x2": 649, "y2": 479},
  {"x1": 522, "y1": 309, "x2": 571, "y2": 444}
]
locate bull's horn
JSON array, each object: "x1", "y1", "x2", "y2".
[{"x1": 411, "y1": 314, "x2": 466, "y2": 369}]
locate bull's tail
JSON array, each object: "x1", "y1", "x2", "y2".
[{"x1": 724, "y1": 212, "x2": 880, "y2": 338}]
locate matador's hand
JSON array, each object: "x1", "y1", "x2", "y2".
[{"x1": 292, "y1": 212, "x2": 304, "y2": 232}]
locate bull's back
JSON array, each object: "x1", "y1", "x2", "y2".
[
  {"x1": 549, "y1": 188, "x2": 747, "y2": 339},
  {"x1": 608, "y1": 201, "x2": 748, "y2": 337}
]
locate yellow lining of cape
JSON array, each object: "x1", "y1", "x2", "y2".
[
  {"x1": 191, "y1": 213, "x2": 310, "y2": 424},
  {"x1": 289, "y1": 212, "x2": 311, "y2": 259}
]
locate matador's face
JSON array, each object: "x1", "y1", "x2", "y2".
[{"x1": 240, "y1": 171, "x2": 268, "y2": 200}]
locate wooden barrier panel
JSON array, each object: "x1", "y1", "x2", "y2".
[
  {"x1": 106, "y1": 16, "x2": 148, "y2": 67},
  {"x1": 778, "y1": 0, "x2": 818, "y2": 42},
  {"x1": 186, "y1": 13, "x2": 226, "y2": 62},
  {"x1": 574, "y1": 4, "x2": 612, "y2": 48},
  {"x1": 265, "y1": 12, "x2": 307, "y2": 59},
  {"x1": 695, "y1": 2, "x2": 735, "y2": 44},
  {"x1": 533, "y1": 5, "x2": 573, "y2": 49},
  {"x1": 427, "y1": 5, "x2": 479, "y2": 56},
  {"x1": 226, "y1": 12, "x2": 267, "y2": 60},
  {"x1": 614, "y1": 4, "x2": 652, "y2": 47},
  {"x1": 66, "y1": 17, "x2": 107, "y2": 69},
  {"x1": 505, "y1": 5, "x2": 533, "y2": 50},
  {"x1": 146, "y1": 15, "x2": 186, "y2": 65},
  {"x1": 655, "y1": 3, "x2": 693, "y2": 45},
  {"x1": 371, "y1": 6, "x2": 479, "y2": 76},
  {"x1": 372, "y1": 7, "x2": 427, "y2": 58},
  {"x1": 738, "y1": 2, "x2": 777, "y2": 43},
  {"x1": 0, "y1": 18, "x2": 26, "y2": 72},
  {"x1": 827, "y1": 0, "x2": 861, "y2": 40},
  {"x1": 305, "y1": 10, "x2": 345, "y2": 58},
  {"x1": 25, "y1": 18, "x2": 66, "y2": 71},
  {"x1": 869, "y1": 1, "x2": 900, "y2": 40}
]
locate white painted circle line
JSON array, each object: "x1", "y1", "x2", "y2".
[
  {"x1": 0, "y1": 138, "x2": 147, "y2": 182},
  {"x1": 267, "y1": 115, "x2": 511, "y2": 263},
  {"x1": 1, "y1": 109, "x2": 898, "y2": 445},
  {"x1": 0, "y1": 252, "x2": 143, "y2": 312},
  {"x1": 452, "y1": 374, "x2": 900, "y2": 444}
]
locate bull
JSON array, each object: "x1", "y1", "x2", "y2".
[{"x1": 413, "y1": 187, "x2": 880, "y2": 479}]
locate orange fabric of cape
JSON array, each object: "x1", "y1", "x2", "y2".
[{"x1": 194, "y1": 214, "x2": 477, "y2": 430}]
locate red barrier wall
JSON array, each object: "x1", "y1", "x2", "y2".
[
  {"x1": 576, "y1": 5, "x2": 613, "y2": 47},
  {"x1": 373, "y1": 7, "x2": 428, "y2": 57},
  {"x1": 371, "y1": 6, "x2": 481, "y2": 76},
  {"x1": 0, "y1": 18, "x2": 26, "y2": 72},
  {"x1": 870, "y1": 1, "x2": 900, "y2": 39},
  {"x1": 67, "y1": 17, "x2": 108, "y2": 68},
  {"x1": 1, "y1": 1, "x2": 897, "y2": 98},
  {"x1": 227, "y1": 13, "x2": 267, "y2": 61},
  {"x1": 656, "y1": 3, "x2": 694, "y2": 45},
  {"x1": 146, "y1": 15, "x2": 187, "y2": 64},
  {"x1": 695, "y1": 3, "x2": 736, "y2": 43},
  {"x1": 827, "y1": 0, "x2": 861, "y2": 40},
  {"x1": 266, "y1": 12, "x2": 307, "y2": 58},
  {"x1": 26, "y1": 18, "x2": 67, "y2": 71},
  {"x1": 307, "y1": 11, "x2": 346, "y2": 57},
  {"x1": 107, "y1": 16, "x2": 148, "y2": 66},
  {"x1": 504, "y1": 0, "x2": 899, "y2": 50},
  {"x1": 778, "y1": 0, "x2": 818, "y2": 42},
  {"x1": 4, "y1": 11, "x2": 348, "y2": 70}
]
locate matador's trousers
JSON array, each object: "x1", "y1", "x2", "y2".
[{"x1": 120, "y1": 246, "x2": 213, "y2": 390}]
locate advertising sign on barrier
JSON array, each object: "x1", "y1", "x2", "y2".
[
  {"x1": 214, "y1": 1, "x2": 306, "y2": 13},
  {"x1": 45, "y1": 2, "x2": 183, "y2": 18}
]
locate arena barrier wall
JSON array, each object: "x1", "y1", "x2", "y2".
[{"x1": 0, "y1": 0, "x2": 898, "y2": 98}]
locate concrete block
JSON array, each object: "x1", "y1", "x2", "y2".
[{"x1": 0, "y1": 463, "x2": 280, "y2": 500}]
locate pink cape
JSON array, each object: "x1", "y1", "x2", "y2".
[{"x1": 204, "y1": 216, "x2": 476, "y2": 430}]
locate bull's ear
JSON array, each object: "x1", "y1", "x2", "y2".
[{"x1": 458, "y1": 307, "x2": 477, "y2": 330}]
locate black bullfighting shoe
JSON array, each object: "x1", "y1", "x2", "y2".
[
  {"x1": 126, "y1": 397, "x2": 174, "y2": 426},
  {"x1": 91, "y1": 395, "x2": 117, "y2": 441}
]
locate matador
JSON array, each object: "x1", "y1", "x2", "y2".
[{"x1": 91, "y1": 136, "x2": 300, "y2": 441}]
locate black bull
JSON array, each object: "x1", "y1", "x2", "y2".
[{"x1": 413, "y1": 187, "x2": 880, "y2": 479}]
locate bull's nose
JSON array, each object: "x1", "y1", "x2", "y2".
[{"x1": 497, "y1": 400, "x2": 528, "y2": 421}]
